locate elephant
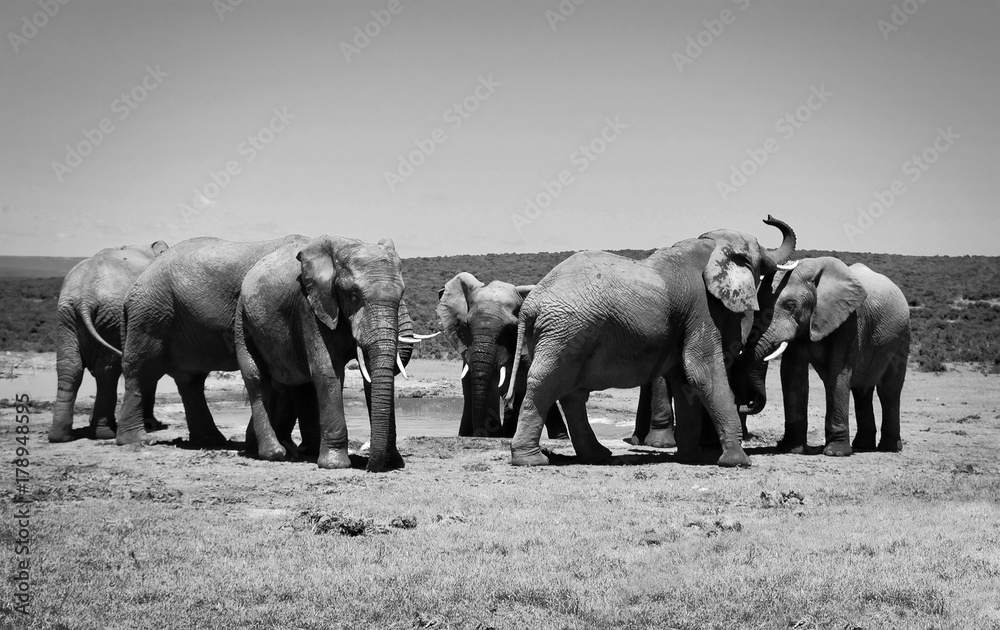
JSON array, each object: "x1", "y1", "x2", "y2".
[
  {"x1": 436, "y1": 273, "x2": 569, "y2": 439},
  {"x1": 236, "y1": 234, "x2": 417, "y2": 472},
  {"x1": 48, "y1": 240, "x2": 169, "y2": 442},
  {"x1": 506, "y1": 216, "x2": 796, "y2": 468},
  {"x1": 732, "y1": 257, "x2": 910, "y2": 456}
]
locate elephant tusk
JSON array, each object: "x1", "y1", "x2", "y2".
[
  {"x1": 460, "y1": 363, "x2": 469, "y2": 379},
  {"x1": 411, "y1": 332, "x2": 441, "y2": 340},
  {"x1": 356, "y1": 346, "x2": 371, "y2": 383},
  {"x1": 777, "y1": 261, "x2": 799, "y2": 271},
  {"x1": 498, "y1": 365, "x2": 507, "y2": 389},
  {"x1": 764, "y1": 341, "x2": 788, "y2": 362},
  {"x1": 396, "y1": 353, "x2": 409, "y2": 379},
  {"x1": 398, "y1": 336, "x2": 421, "y2": 344}
]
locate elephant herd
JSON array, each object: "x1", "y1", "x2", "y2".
[{"x1": 49, "y1": 217, "x2": 911, "y2": 472}]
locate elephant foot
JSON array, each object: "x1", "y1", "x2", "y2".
[
  {"x1": 776, "y1": 436, "x2": 808, "y2": 454},
  {"x1": 823, "y1": 440, "x2": 853, "y2": 457},
  {"x1": 576, "y1": 444, "x2": 613, "y2": 465},
  {"x1": 877, "y1": 438, "x2": 902, "y2": 453},
  {"x1": 91, "y1": 425, "x2": 117, "y2": 440},
  {"x1": 144, "y1": 417, "x2": 167, "y2": 432},
  {"x1": 257, "y1": 442, "x2": 289, "y2": 462},
  {"x1": 624, "y1": 434, "x2": 643, "y2": 446},
  {"x1": 718, "y1": 444, "x2": 751, "y2": 468},
  {"x1": 365, "y1": 448, "x2": 405, "y2": 473},
  {"x1": 511, "y1": 449, "x2": 550, "y2": 467},
  {"x1": 190, "y1": 430, "x2": 229, "y2": 449},
  {"x1": 317, "y1": 445, "x2": 351, "y2": 469},
  {"x1": 852, "y1": 434, "x2": 877, "y2": 452},
  {"x1": 644, "y1": 428, "x2": 676, "y2": 449},
  {"x1": 116, "y1": 427, "x2": 153, "y2": 446}
]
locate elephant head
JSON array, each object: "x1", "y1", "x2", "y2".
[
  {"x1": 733, "y1": 256, "x2": 868, "y2": 413},
  {"x1": 297, "y1": 235, "x2": 406, "y2": 473},
  {"x1": 437, "y1": 272, "x2": 532, "y2": 437}
]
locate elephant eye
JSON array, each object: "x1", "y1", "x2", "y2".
[{"x1": 782, "y1": 299, "x2": 797, "y2": 311}]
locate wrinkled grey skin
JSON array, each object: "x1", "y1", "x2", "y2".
[
  {"x1": 236, "y1": 235, "x2": 410, "y2": 473},
  {"x1": 508, "y1": 217, "x2": 796, "y2": 468},
  {"x1": 734, "y1": 257, "x2": 910, "y2": 456},
  {"x1": 436, "y1": 273, "x2": 568, "y2": 439},
  {"x1": 48, "y1": 241, "x2": 169, "y2": 442},
  {"x1": 116, "y1": 236, "x2": 308, "y2": 447}
]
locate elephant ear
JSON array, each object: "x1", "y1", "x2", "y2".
[
  {"x1": 810, "y1": 259, "x2": 867, "y2": 341},
  {"x1": 436, "y1": 272, "x2": 484, "y2": 354},
  {"x1": 703, "y1": 239, "x2": 760, "y2": 313},
  {"x1": 297, "y1": 236, "x2": 341, "y2": 331},
  {"x1": 151, "y1": 241, "x2": 169, "y2": 257}
]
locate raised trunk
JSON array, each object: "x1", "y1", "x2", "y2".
[
  {"x1": 761, "y1": 215, "x2": 797, "y2": 274},
  {"x1": 362, "y1": 303, "x2": 401, "y2": 473}
]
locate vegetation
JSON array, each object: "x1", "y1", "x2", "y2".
[{"x1": 1, "y1": 250, "x2": 998, "y2": 371}]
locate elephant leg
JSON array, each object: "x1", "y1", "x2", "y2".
[
  {"x1": 458, "y1": 369, "x2": 474, "y2": 437},
  {"x1": 176, "y1": 373, "x2": 228, "y2": 447},
  {"x1": 242, "y1": 361, "x2": 284, "y2": 460},
  {"x1": 543, "y1": 403, "x2": 569, "y2": 440},
  {"x1": 851, "y1": 386, "x2": 877, "y2": 451},
  {"x1": 628, "y1": 382, "x2": 652, "y2": 446},
  {"x1": 698, "y1": 401, "x2": 721, "y2": 450},
  {"x1": 117, "y1": 373, "x2": 160, "y2": 445},
  {"x1": 777, "y1": 345, "x2": 810, "y2": 453},
  {"x1": 669, "y1": 371, "x2": 701, "y2": 462},
  {"x1": 876, "y1": 357, "x2": 906, "y2": 452},
  {"x1": 822, "y1": 368, "x2": 853, "y2": 457},
  {"x1": 89, "y1": 357, "x2": 120, "y2": 439},
  {"x1": 510, "y1": 347, "x2": 565, "y2": 467},
  {"x1": 682, "y1": 343, "x2": 749, "y2": 467},
  {"x1": 293, "y1": 383, "x2": 321, "y2": 457},
  {"x1": 559, "y1": 391, "x2": 611, "y2": 464},
  {"x1": 645, "y1": 376, "x2": 676, "y2": 448},
  {"x1": 270, "y1": 386, "x2": 301, "y2": 458},
  {"x1": 501, "y1": 387, "x2": 523, "y2": 438},
  {"x1": 50, "y1": 330, "x2": 84, "y2": 442}
]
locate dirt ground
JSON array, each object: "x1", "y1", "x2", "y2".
[{"x1": 1, "y1": 353, "x2": 999, "y2": 629}]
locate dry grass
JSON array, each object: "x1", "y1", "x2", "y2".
[{"x1": 1, "y1": 357, "x2": 999, "y2": 629}]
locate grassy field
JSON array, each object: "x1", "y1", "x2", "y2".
[{"x1": 1, "y1": 356, "x2": 999, "y2": 629}]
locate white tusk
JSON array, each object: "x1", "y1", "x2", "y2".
[
  {"x1": 498, "y1": 365, "x2": 507, "y2": 389},
  {"x1": 396, "y1": 353, "x2": 408, "y2": 379},
  {"x1": 398, "y1": 336, "x2": 421, "y2": 344},
  {"x1": 764, "y1": 341, "x2": 788, "y2": 362},
  {"x1": 411, "y1": 332, "x2": 441, "y2": 340},
  {"x1": 356, "y1": 346, "x2": 371, "y2": 383},
  {"x1": 460, "y1": 363, "x2": 469, "y2": 379},
  {"x1": 777, "y1": 261, "x2": 799, "y2": 271}
]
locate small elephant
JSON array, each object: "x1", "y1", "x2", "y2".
[
  {"x1": 734, "y1": 257, "x2": 910, "y2": 456},
  {"x1": 236, "y1": 235, "x2": 414, "y2": 472},
  {"x1": 436, "y1": 272, "x2": 568, "y2": 439},
  {"x1": 628, "y1": 376, "x2": 748, "y2": 449},
  {"x1": 507, "y1": 217, "x2": 796, "y2": 468},
  {"x1": 48, "y1": 240, "x2": 169, "y2": 442}
]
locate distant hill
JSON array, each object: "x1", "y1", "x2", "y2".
[
  {"x1": 2, "y1": 249, "x2": 998, "y2": 372},
  {"x1": 0, "y1": 256, "x2": 85, "y2": 278}
]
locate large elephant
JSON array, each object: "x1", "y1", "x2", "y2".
[
  {"x1": 507, "y1": 217, "x2": 796, "y2": 468},
  {"x1": 733, "y1": 257, "x2": 910, "y2": 456},
  {"x1": 436, "y1": 273, "x2": 568, "y2": 439},
  {"x1": 236, "y1": 235, "x2": 414, "y2": 472},
  {"x1": 48, "y1": 240, "x2": 169, "y2": 442}
]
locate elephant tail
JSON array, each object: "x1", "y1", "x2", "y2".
[
  {"x1": 80, "y1": 304, "x2": 123, "y2": 357},
  {"x1": 503, "y1": 315, "x2": 528, "y2": 411}
]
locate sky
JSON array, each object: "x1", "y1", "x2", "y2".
[{"x1": 0, "y1": 0, "x2": 997, "y2": 258}]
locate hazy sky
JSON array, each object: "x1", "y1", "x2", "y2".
[{"x1": 1, "y1": 0, "x2": 997, "y2": 258}]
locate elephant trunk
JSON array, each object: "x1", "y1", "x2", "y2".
[
  {"x1": 361, "y1": 302, "x2": 401, "y2": 473},
  {"x1": 732, "y1": 331, "x2": 773, "y2": 415},
  {"x1": 761, "y1": 215, "x2": 797, "y2": 274},
  {"x1": 469, "y1": 333, "x2": 502, "y2": 437},
  {"x1": 396, "y1": 300, "x2": 415, "y2": 370}
]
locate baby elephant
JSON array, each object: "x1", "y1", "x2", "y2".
[
  {"x1": 735, "y1": 257, "x2": 910, "y2": 456},
  {"x1": 236, "y1": 234, "x2": 413, "y2": 473}
]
